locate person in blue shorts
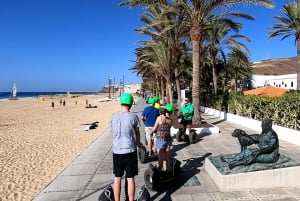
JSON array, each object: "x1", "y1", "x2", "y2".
[
  {"x1": 110, "y1": 93, "x2": 142, "y2": 201},
  {"x1": 141, "y1": 97, "x2": 160, "y2": 157},
  {"x1": 150, "y1": 104, "x2": 174, "y2": 172}
]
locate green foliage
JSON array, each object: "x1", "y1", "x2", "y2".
[{"x1": 202, "y1": 91, "x2": 300, "y2": 130}]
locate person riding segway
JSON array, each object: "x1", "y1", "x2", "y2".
[
  {"x1": 176, "y1": 97, "x2": 197, "y2": 144},
  {"x1": 139, "y1": 97, "x2": 160, "y2": 163},
  {"x1": 144, "y1": 104, "x2": 182, "y2": 191}
]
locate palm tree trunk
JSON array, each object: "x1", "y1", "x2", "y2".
[
  {"x1": 166, "y1": 79, "x2": 173, "y2": 105},
  {"x1": 160, "y1": 77, "x2": 165, "y2": 105},
  {"x1": 174, "y1": 65, "x2": 181, "y2": 113},
  {"x1": 192, "y1": 39, "x2": 200, "y2": 124},
  {"x1": 212, "y1": 61, "x2": 218, "y2": 95},
  {"x1": 297, "y1": 38, "x2": 300, "y2": 90}
]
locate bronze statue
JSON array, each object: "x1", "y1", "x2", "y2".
[
  {"x1": 231, "y1": 128, "x2": 258, "y2": 151},
  {"x1": 222, "y1": 118, "x2": 280, "y2": 169}
]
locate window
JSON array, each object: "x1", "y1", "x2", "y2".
[{"x1": 291, "y1": 82, "x2": 294, "y2": 87}]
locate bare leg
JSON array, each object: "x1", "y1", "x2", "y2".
[
  {"x1": 152, "y1": 138, "x2": 157, "y2": 153},
  {"x1": 186, "y1": 124, "x2": 192, "y2": 134},
  {"x1": 147, "y1": 139, "x2": 152, "y2": 154},
  {"x1": 126, "y1": 177, "x2": 135, "y2": 201},
  {"x1": 157, "y1": 148, "x2": 164, "y2": 171},
  {"x1": 113, "y1": 177, "x2": 121, "y2": 201},
  {"x1": 165, "y1": 147, "x2": 171, "y2": 172}
]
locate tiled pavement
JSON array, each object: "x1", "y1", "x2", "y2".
[{"x1": 32, "y1": 98, "x2": 300, "y2": 201}]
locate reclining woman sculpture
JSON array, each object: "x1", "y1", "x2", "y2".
[{"x1": 222, "y1": 118, "x2": 280, "y2": 169}]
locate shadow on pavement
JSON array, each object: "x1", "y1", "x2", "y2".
[{"x1": 149, "y1": 153, "x2": 212, "y2": 201}]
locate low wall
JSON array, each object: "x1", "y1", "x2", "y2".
[{"x1": 201, "y1": 106, "x2": 300, "y2": 146}]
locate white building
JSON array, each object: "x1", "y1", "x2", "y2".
[
  {"x1": 123, "y1": 84, "x2": 141, "y2": 94},
  {"x1": 251, "y1": 57, "x2": 298, "y2": 90}
]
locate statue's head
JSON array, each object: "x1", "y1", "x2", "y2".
[
  {"x1": 232, "y1": 129, "x2": 246, "y2": 137},
  {"x1": 261, "y1": 118, "x2": 272, "y2": 130}
]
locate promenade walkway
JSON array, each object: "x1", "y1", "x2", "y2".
[{"x1": 33, "y1": 98, "x2": 300, "y2": 201}]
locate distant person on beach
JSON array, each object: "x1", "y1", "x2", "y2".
[
  {"x1": 180, "y1": 97, "x2": 194, "y2": 134},
  {"x1": 109, "y1": 93, "x2": 141, "y2": 201},
  {"x1": 151, "y1": 104, "x2": 174, "y2": 172},
  {"x1": 60, "y1": 98, "x2": 62, "y2": 106},
  {"x1": 63, "y1": 100, "x2": 66, "y2": 106},
  {"x1": 141, "y1": 97, "x2": 160, "y2": 157},
  {"x1": 51, "y1": 101, "x2": 54, "y2": 108}
]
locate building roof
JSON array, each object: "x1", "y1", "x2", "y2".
[
  {"x1": 251, "y1": 57, "x2": 298, "y2": 75},
  {"x1": 243, "y1": 86, "x2": 289, "y2": 97}
]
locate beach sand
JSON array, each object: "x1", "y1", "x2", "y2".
[{"x1": 0, "y1": 94, "x2": 123, "y2": 201}]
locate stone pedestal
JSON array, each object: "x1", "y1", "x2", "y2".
[{"x1": 205, "y1": 157, "x2": 300, "y2": 191}]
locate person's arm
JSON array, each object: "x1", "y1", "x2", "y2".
[
  {"x1": 189, "y1": 104, "x2": 194, "y2": 115},
  {"x1": 151, "y1": 117, "x2": 160, "y2": 134},
  {"x1": 252, "y1": 131, "x2": 278, "y2": 156},
  {"x1": 135, "y1": 126, "x2": 142, "y2": 147},
  {"x1": 141, "y1": 109, "x2": 146, "y2": 121}
]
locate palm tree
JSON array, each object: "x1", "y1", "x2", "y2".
[
  {"x1": 120, "y1": 0, "x2": 274, "y2": 122},
  {"x1": 205, "y1": 18, "x2": 251, "y2": 95},
  {"x1": 268, "y1": 0, "x2": 300, "y2": 90},
  {"x1": 172, "y1": 0, "x2": 274, "y2": 123},
  {"x1": 227, "y1": 48, "x2": 252, "y2": 92}
]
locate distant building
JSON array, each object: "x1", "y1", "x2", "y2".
[
  {"x1": 123, "y1": 84, "x2": 141, "y2": 94},
  {"x1": 251, "y1": 57, "x2": 298, "y2": 90},
  {"x1": 101, "y1": 83, "x2": 141, "y2": 96}
]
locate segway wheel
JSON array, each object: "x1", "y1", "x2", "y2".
[
  {"x1": 176, "y1": 130, "x2": 183, "y2": 142},
  {"x1": 189, "y1": 131, "x2": 197, "y2": 144},
  {"x1": 138, "y1": 145, "x2": 147, "y2": 164},
  {"x1": 144, "y1": 165, "x2": 160, "y2": 191},
  {"x1": 98, "y1": 185, "x2": 114, "y2": 201}
]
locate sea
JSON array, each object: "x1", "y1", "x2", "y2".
[{"x1": 0, "y1": 92, "x2": 98, "y2": 100}]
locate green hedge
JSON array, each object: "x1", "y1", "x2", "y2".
[{"x1": 202, "y1": 91, "x2": 300, "y2": 130}]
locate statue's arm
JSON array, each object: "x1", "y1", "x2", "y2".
[
  {"x1": 249, "y1": 134, "x2": 260, "y2": 143},
  {"x1": 253, "y1": 131, "x2": 278, "y2": 156}
]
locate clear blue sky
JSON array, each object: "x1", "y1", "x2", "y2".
[{"x1": 0, "y1": 0, "x2": 296, "y2": 92}]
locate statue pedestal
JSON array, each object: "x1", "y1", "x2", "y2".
[{"x1": 205, "y1": 157, "x2": 300, "y2": 191}]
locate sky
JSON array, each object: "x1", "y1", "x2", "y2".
[{"x1": 0, "y1": 0, "x2": 296, "y2": 92}]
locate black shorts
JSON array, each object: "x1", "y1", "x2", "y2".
[
  {"x1": 113, "y1": 151, "x2": 138, "y2": 178},
  {"x1": 182, "y1": 119, "x2": 192, "y2": 125}
]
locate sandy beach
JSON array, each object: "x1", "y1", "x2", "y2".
[{"x1": 0, "y1": 94, "x2": 123, "y2": 201}]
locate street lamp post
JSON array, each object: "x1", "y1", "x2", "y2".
[{"x1": 108, "y1": 77, "x2": 112, "y2": 99}]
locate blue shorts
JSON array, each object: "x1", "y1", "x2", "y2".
[{"x1": 156, "y1": 139, "x2": 172, "y2": 149}]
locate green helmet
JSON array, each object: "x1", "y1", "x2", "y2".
[
  {"x1": 147, "y1": 97, "x2": 155, "y2": 104},
  {"x1": 119, "y1": 93, "x2": 134, "y2": 105},
  {"x1": 152, "y1": 96, "x2": 160, "y2": 103},
  {"x1": 164, "y1": 104, "x2": 174, "y2": 113}
]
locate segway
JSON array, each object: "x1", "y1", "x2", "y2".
[
  {"x1": 144, "y1": 158, "x2": 181, "y2": 191},
  {"x1": 138, "y1": 143, "x2": 158, "y2": 164},
  {"x1": 175, "y1": 123, "x2": 197, "y2": 144}
]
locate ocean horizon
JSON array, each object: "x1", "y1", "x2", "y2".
[{"x1": 0, "y1": 91, "x2": 100, "y2": 100}]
